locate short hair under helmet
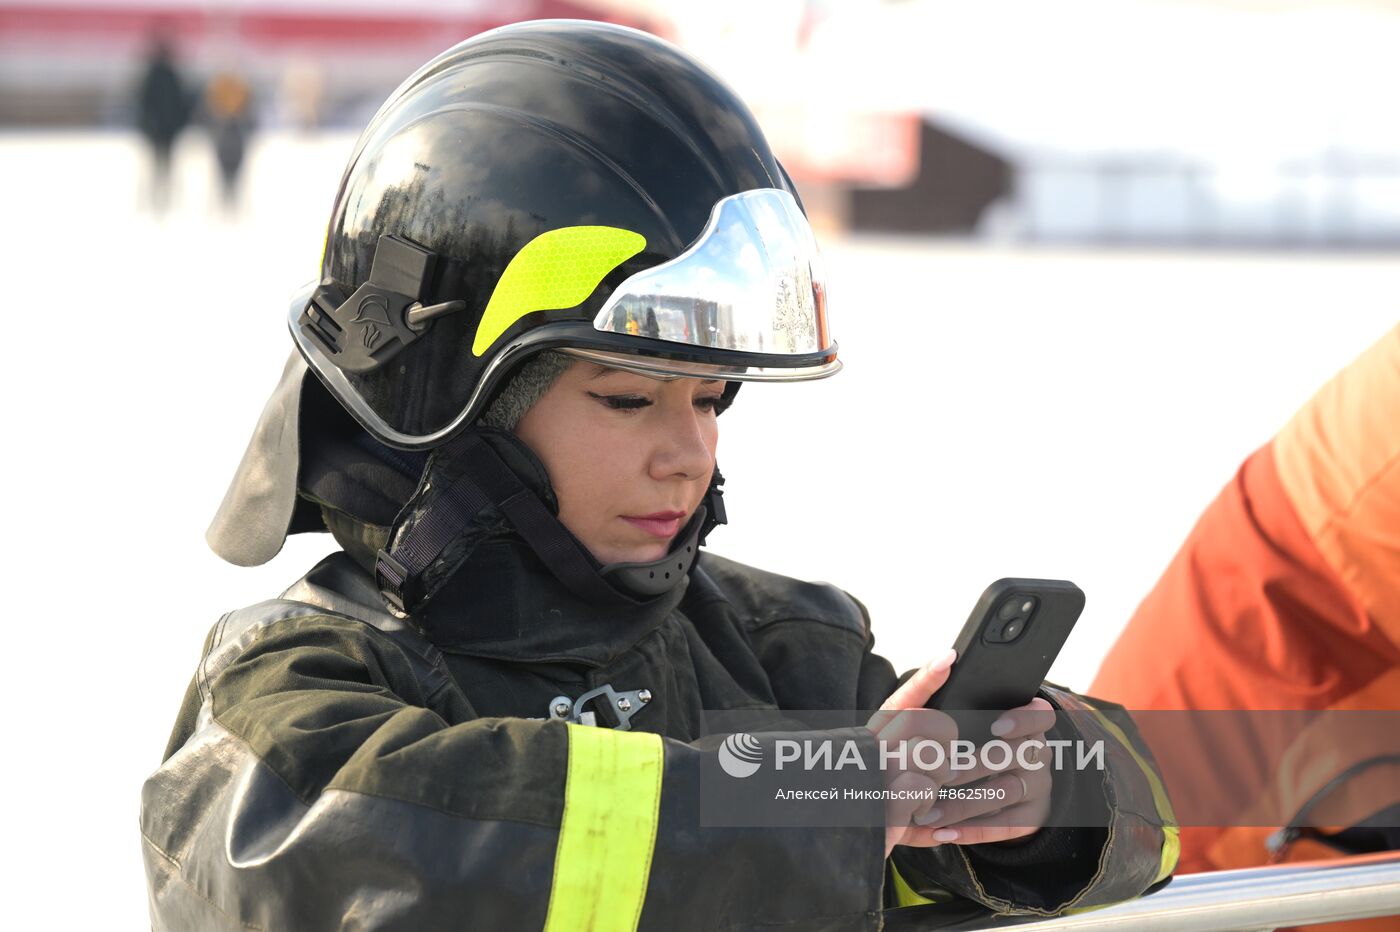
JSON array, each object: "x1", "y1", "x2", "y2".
[{"x1": 291, "y1": 19, "x2": 839, "y2": 450}]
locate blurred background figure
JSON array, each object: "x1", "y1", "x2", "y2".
[
  {"x1": 203, "y1": 70, "x2": 254, "y2": 214},
  {"x1": 132, "y1": 32, "x2": 191, "y2": 215},
  {"x1": 278, "y1": 59, "x2": 323, "y2": 133}
]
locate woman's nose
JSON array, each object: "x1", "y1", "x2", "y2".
[{"x1": 649, "y1": 402, "x2": 715, "y2": 481}]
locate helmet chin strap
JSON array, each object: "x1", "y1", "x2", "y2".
[
  {"x1": 596, "y1": 464, "x2": 726, "y2": 596},
  {"x1": 375, "y1": 428, "x2": 725, "y2": 616},
  {"x1": 598, "y1": 507, "x2": 708, "y2": 597}
]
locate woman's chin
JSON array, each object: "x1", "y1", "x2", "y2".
[{"x1": 595, "y1": 541, "x2": 670, "y2": 566}]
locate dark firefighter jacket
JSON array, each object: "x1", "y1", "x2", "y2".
[
  {"x1": 142, "y1": 530, "x2": 1177, "y2": 931},
  {"x1": 147, "y1": 393, "x2": 1177, "y2": 932}
]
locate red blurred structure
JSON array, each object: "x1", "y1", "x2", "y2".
[{"x1": 0, "y1": 1, "x2": 666, "y2": 125}]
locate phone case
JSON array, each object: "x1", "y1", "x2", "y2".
[{"x1": 927, "y1": 578, "x2": 1085, "y2": 742}]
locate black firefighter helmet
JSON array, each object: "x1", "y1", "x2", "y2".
[{"x1": 209, "y1": 20, "x2": 840, "y2": 568}]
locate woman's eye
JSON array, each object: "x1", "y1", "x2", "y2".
[
  {"x1": 696, "y1": 395, "x2": 726, "y2": 413},
  {"x1": 589, "y1": 392, "x2": 651, "y2": 410}
]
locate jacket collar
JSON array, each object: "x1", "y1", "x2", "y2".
[
  {"x1": 282, "y1": 545, "x2": 686, "y2": 668},
  {"x1": 290, "y1": 423, "x2": 693, "y2": 666},
  {"x1": 411, "y1": 536, "x2": 687, "y2": 667}
]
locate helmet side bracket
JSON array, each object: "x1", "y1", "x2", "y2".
[{"x1": 298, "y1": 235, "x2": 465, "y2": 374}]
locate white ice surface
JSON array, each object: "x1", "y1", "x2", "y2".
[{"x1": 3, "y1": 131, "x2": 1394, "y2": 925}]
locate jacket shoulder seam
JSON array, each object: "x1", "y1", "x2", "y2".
[
  {"x1": 198, "y1": 610, "x2": 236, "y2": 705},
  {"x1": 748, "y1": 614, "x2": 868, "y2": 637},
  {"x1": 203, "y1": 602, "x2": 446, "y2": 688},
  {"x1": 139, "y1": 826, "x2": 179, "y2": 868},
  {"x1": 140, "y1": 830, "x2": 269, "y2": 931}
]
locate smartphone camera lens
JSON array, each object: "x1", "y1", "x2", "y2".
[{"x1": 990, "y1": 596, "x2": 1036, "y2": 642}]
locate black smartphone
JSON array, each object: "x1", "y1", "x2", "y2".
[{"x1": 926, "y1": 578, "x2": 1085, "y2": 742}]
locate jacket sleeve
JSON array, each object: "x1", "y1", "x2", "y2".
[
  {"x1": 843, "y1": 594, "x2": 1178, "y2": 917},
  {"x1": 140, "y1": 606, "x2": 888, "y2": 932},
  {"x1": 881, "y1": 679, "x2": 1179, "y2": 915}
]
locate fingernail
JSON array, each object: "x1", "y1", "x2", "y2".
[
  {"x1": 914, "y1": 807, "x2": 942, "y2": 826},
  {"x1": 990, "y1": 717, "x2": 1013, "y2": 737},
  {"x1": 933, "y1": 828, "x2": 959, "y2": 843},
  {"x1": 926, "y1": 649, "x2": 957, "y2": 674}
]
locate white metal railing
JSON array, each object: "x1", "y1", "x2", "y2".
[
  {"x1": 986, "y1": 851, "x2": 1400, "y2": 931},
  {"x1": 892, "y1": 851, "x2": 1400, "y2": 931}
]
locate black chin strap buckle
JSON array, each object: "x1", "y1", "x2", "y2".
[
  {"x1": 297, "y1": 234, "x2": 465, "y2": 373},
  {"x1": 375, "y1": 549, "x2": 416, "y2": 619},
  {"x1": 699, "y1": 465, "x2": 727, "y2": 546}
]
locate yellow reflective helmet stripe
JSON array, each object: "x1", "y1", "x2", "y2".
[
  {"x1": 473, "y1": 226, "x2": 646, "y2": 357},
  {"x1": 543, "y1": 723, "x2": 664, "y2": 932}
]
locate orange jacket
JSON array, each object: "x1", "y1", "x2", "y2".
[{"x1": 1092, "y1": 325, "x2": 1400, "y2": 911}]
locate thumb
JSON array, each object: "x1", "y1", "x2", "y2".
[{"x1": 879, "y1": 649, "x2": 957, "y2": 713}]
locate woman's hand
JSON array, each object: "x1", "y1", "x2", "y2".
[
  {"x1": 869, "y1": 650, "x2": 1056, "y2": 857},
  {"x1": 910, "y1": 698, "x2": 1055, "y2": 847},
  {"x1": 867, "y1": 650, "x2": 958, "y2": 855}
]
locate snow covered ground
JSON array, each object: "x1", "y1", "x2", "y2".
[{"x1": 5, "y1": 131, "x2": 1395, "y2": 925}]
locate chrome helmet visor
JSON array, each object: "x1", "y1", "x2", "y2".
[
  {"x1": 290, "y1": 188, "x2": 839, "y2": 449},
  {"x1": 591, "y1": 188, "x2": 837, "y2": 364}
]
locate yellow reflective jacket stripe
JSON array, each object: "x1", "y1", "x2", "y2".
[
  {"x1": 1080, "y1": 700, "x2": 1181, "y2": 885},
  {"x1": 543, "y1": 723, "x2": 665, "y2": 932},
  {"x1": 889, "y1": 857, "x2": 950, "y2": 907}
]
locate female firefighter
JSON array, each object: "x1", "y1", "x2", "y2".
[{"x1": 141, "y1": 21, "x2": 1177, "y2": 930}]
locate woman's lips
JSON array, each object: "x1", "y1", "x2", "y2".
[{"x1": 621, "y1": 512, "x2": 686, "y2": 539}]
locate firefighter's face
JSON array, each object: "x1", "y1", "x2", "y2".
[{"x1": 514, "y1": 362, "x2": 722, "y2": 565}]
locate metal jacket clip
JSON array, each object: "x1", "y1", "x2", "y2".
[{"x1": 545, "y1": 683, "x2": 653, "y2": 730}]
